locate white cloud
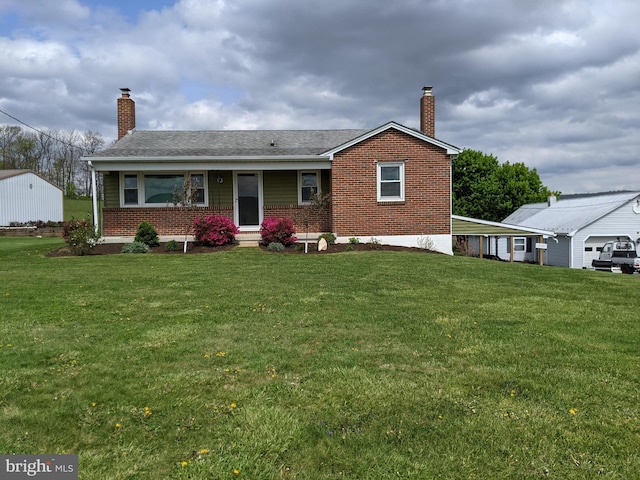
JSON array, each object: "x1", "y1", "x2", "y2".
[{"x1": 0, "y1": 0, "x2": 638, "y2": 194}]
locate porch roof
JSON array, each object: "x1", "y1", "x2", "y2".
[
  {"x1": 88, "y1": 129, "x2": 371, "y2": 159},
  {"x1": 452, "y1": 215, "x2": 555, "y2": 237}
]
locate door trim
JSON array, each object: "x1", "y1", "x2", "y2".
[{"x1": 233, "y1": 171, "x2": 263, "y2": 231}]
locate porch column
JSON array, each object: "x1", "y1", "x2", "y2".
[
  {"x1": 89, "y1": 161, "x2": 99, "y2": 233},
  {"x1": 479, "y1": 235, "x2": 484, "y2": 259},
  {"x1": 538, "y1": 235, "x2": 544, "y2": 266}
]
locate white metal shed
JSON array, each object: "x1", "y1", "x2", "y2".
[{"x1": 0, "y1": 170, "x2": 63, "y2": 225}]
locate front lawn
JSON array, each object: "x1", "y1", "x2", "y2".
[{"x1": 0, "y1": 238, "x2": 638, "y2": 479}]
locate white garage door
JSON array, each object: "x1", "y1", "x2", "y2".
[{"x1": 584, "y1": 236, "x2": 621, "y2": 268}]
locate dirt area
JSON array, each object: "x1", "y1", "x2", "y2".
[{"x1": 46, "y1": 241, "x2": 434, "y2": 257}]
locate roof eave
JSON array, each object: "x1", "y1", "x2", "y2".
[
  {"x1": 83, "y1": 154, "x2": 329, "y2": 162},
  {"x1": 83, "y1": 155, "x2": 332, "y2": 172}
]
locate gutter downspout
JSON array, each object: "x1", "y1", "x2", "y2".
[
  {"x1": 88, "y1": 161, "x2": 99, "y2": 233},
  {"x1": 567, "y1": 230, "x2": 577, "y2": 269}
]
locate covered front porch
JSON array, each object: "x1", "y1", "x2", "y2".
[
  {"x1": 88, "y1": 161, "x2": 332, "y2": 241},
  {"x1": 452, "y1": 215, "x2": 555, "y2": 265}
]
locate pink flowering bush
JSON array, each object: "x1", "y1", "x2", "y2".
[
  {"x1": 193, "y1": 215, "x2": 239, "y2": 246},
  {"x1": 260, "y1": 217, "x2": 297, "y2": 247}
]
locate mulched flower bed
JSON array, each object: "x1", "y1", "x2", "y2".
[{"x1": 47, "y1": 242, "x2": 435, "y2": 257}]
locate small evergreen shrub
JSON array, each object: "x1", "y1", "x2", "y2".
[
  {"x1": 267, "y1": 242, "x2": 285, "y2": 252},
  {"x1": 193, "y1": 215, "x2": 239, "y2": 246},
  {"x1": 164, "y1": 240, "x2": 179, "y2": 252},
  {"x1": 134, "y1": 221, "x2": 160, "y2": 247},
  {"x1": 346, "y1": 245, "x2": 354, "y2": 251},
  {"x1": 318, "y1": 232, "x2": 336, "y2": 244},
  {"x1": 260, "y1": 217, "x2": 297, "y2": 247},
  {"x1": 348, "y1": 237, "x2": 360, "y2": 244},
  {"x1": 62, "y1": 216, "x2": 100, "y2": 256},
  {"x1": 121, "y1": 242, "x2": 149, "y2": 254}
]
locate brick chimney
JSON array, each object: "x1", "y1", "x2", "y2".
[
  {"x1": 117, "y1": 88, "x2": 135, "y2": 140},
  {"x1": 420, "y1": 86, "x2": 435, "y2": 137}
]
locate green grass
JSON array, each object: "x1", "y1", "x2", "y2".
[
  {"x1": 1, "y1": 238, "x2": 639, "y2": 479},
  {"x1": 64, "y1": 197, "x2": 96, "y2": 221}
]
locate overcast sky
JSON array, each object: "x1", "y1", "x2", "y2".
[{"x1": 0, "y1": 0, "x2": 638, "y2": 194}]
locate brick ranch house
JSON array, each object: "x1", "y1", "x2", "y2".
[{"x1": 85, "y1": 87, "x2": 461, "y2": 254}]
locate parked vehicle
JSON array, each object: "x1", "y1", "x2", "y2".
[{"x1": 591, "y1": 240, "x2": 640, "y2": 274}]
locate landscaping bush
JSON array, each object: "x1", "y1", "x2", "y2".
[
  {"x1": 134, "y1": 221, "x2": 160, "y2": 247},
  {"x1": 121, "y1": 241, "x2": 149, "y2": 254},
  {"x1": 193, "y1": 215, "x2": 239, "y2": 246},
  {"x1": 267, "y1": 242, "x2": 285, "y2": 252},
  {"x1": 164, "y1": 240, "x2": 179, "y2": 252},
  {"x1": 260, "y1": 217, "x2": 297, "y2": 247},
  {"x1": 62, "y1": 216, "x2": 100, "y2": 255},
  {"x1": 318, "y1": 232, "x2": 336, "y2": 244}
]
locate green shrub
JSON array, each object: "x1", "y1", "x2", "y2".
[
  {"x1": 346, "y1": 245, "x2": 354, "y2": 251},
  {"x1": 62, "y1": 216, "x2": 101, "y2": 256},
  {"x1": 348, "y1": 237, "x2": 360, "y2": 244},
  {"x1": 121, "y1": 242, "x2": 149, "y2": 254},
  {"x1": 134, "y1": 221, "x2": 160, "y2": 247},
  {"x1": 267, "y1": 242, "x2": 285, "y2": 252},
  {"x1": 318, "y1": 232, "x2": 337, "y2": 244},
  {"x1": 164, "y1": 240, "x2": 179, "y2": 252}
]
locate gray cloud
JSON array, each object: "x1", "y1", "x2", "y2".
[{"x1": 0, "y1": 0, "x2": 638, "y2": 194}]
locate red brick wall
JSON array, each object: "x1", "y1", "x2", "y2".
[
  {"x1": 264, "y1": 204, "x2": 331, "y2": 233},
  {"x1": 102, "y1": 204, "x2": 330, "y2": 236},
  {"x1": 330, "y1": 128, "x2": 450, "y2": 237},
  {"x1": 103, "y1": 207, "x2": 233, "y2": 236}
]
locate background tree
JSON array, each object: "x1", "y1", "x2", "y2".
[
  {"x1": 452, "y1": 149, "x2": 558, "y2": 222},
  {"x1": 0, "y1": 125, "x2": 104, "y2": 196}
]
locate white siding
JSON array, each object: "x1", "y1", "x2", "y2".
[
  {"x1": 0, "y1": 172, "x2": 63, "y2": 225},
  {"x1": 571, "y1": 199, "x2": 640, "y2": 268}
]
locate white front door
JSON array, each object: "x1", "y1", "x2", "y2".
[
  {"x1": 234, "y1": 172, "x2": 262, "y2": 230},
  {"x1": 512, "y1": 237, "x2": 527, "y2": 262}
]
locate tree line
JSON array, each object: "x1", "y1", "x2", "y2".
[
  {"x1": 453, "y1": 149, "x2": 559, "y2": 222},
  {"x1": 0, "y1": 125, "x2": 105, "y2": 197}
]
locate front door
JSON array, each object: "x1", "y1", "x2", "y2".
[{"x1": 234, "y1": 172, "x2": 262, "y2": 230}]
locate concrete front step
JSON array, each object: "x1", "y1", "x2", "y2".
[{"x1": 237, "y1": 241, "x2": 260, "y2": 247}]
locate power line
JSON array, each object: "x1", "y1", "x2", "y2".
[{"x1": 0, "y1": 107, "x2": 84, "y2": 151}]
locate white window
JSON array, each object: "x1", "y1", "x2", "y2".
[
  {"x1": 144, "y1": 174, "x2": 184, "y2": 204},
  {"x1": 120, "y1": 172, "x2": 207, "y2": 207},
  {"x1": 299, "y1": 171, "x2": 320, "y2": 204},
  {"x1": 189, "y1": 174, "x2": 205, "y2": 204},
  {"x1": 123, "y1": 174, "x2": 138, "y2": 205},
  {"x1": 514, "y1": 238, "x2": 526, "y2": 252},
  {"x1": 377, "y1": 162, "x2": 404, "y2": 201}
]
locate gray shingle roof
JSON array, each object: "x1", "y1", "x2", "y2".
[
  {"x1": 503, "y1": 192, "x2": 640, "y2": 234},
  {"x1": 93, "y1": 129, "x2": 372, "y2": 158}
]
